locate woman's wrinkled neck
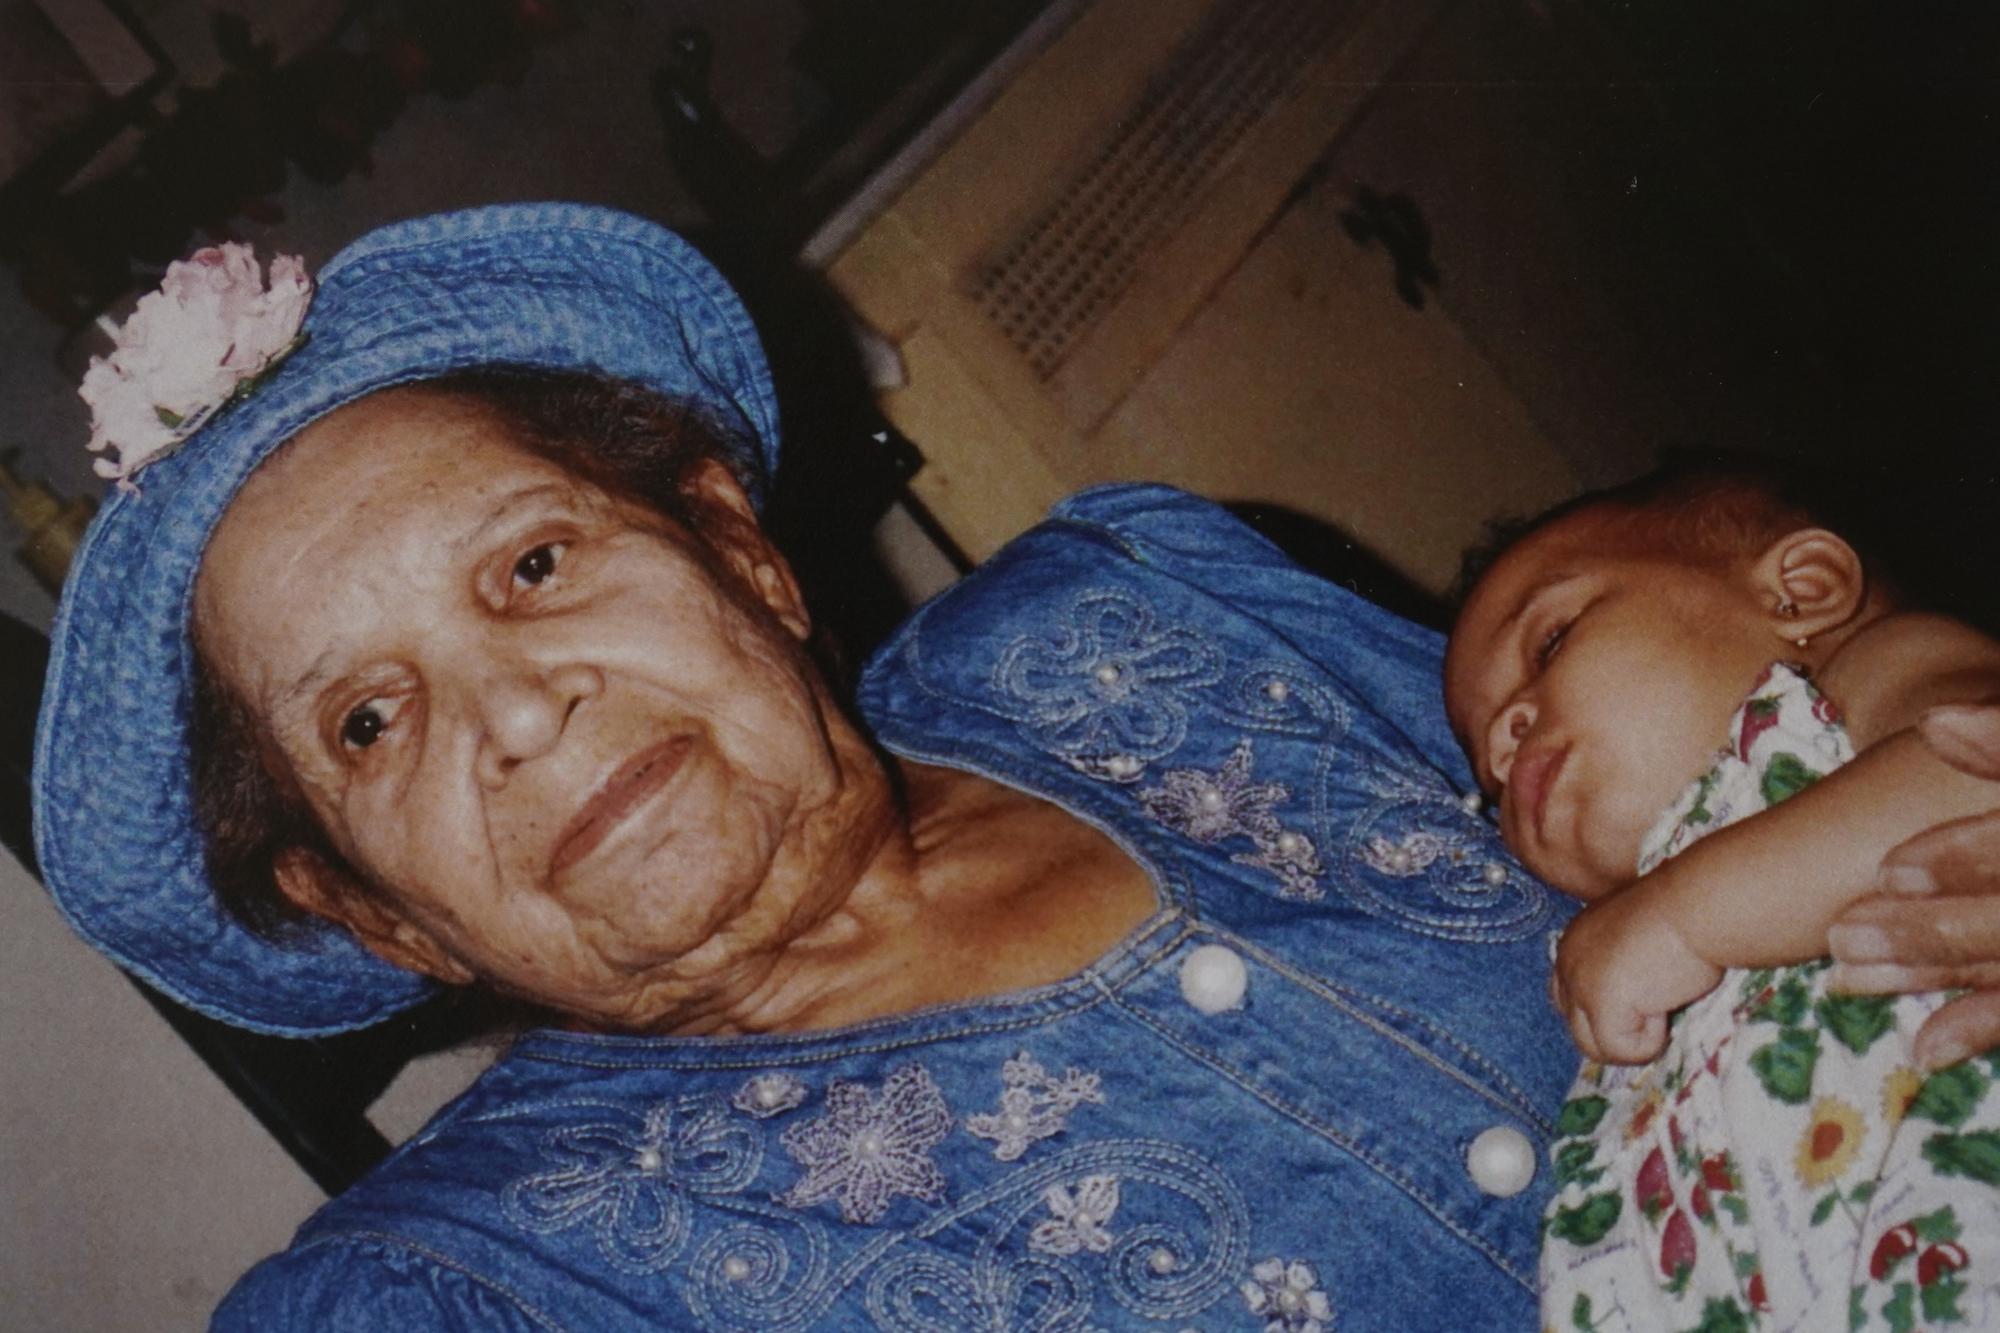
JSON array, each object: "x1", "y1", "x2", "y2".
[{"x1": 651, "y1": 756, "x2": 1156, "y2": 1036}]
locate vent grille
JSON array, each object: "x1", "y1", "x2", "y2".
[{"x1": 975, "y1": 0, "x2": 1349, "y2": 380}]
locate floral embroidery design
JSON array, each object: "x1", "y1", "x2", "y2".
[
  {"x1": 502, "y1": 1096, "x2": 762, "y2": 1274},
  {"x1": 1137, "y1": 739, "x2": 1322, "y2": 897},
  {"x1": 732, "y1": 1072, "x2": 808, "y2": 1119},
  {"x1": 854, "y1": 1138, "x2": 1250, "y2": 1330},
  {"x1": 964, "y1": 1050, "x2": 1104, "y2": 1161},
  {"x1": 1359, "y1": 829, "x2": 1448, "y2": 878},
  {"x1": 778, "y1": 1064, "x2": 953, "y2": 1224},
  {"x1": 1214, "y1": 664, "x2": 1349, "y2": 742},
  {"x1": 1337, "y1": 761, "x2": 1550, "y2": 941},
  {"x1": 1242, "y1": 1257, "x2": 1333, "y2": 1332},
  {"x1": 994, "y1": 589, "x2": 1224, "y2": 778},
  {"x1": 1027, "y1": 1173, "x2": 1121, "y2": 1255}
]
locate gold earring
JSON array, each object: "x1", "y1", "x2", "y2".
[{"x1": 1778, "y1": 599, "x2": 1809, "y2": 649}]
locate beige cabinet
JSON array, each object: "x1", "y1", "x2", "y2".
[{"x1": 818, "y1": 0, "x2": 1809, "y2": 594}]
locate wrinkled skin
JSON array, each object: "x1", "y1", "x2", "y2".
[{"x1": 193, "y1": 386, "x2": 1156, "y2": 1036}]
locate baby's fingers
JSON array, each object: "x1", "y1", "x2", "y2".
[
  {"x1": 1564, "y1": 1003, "x2": 1603, "y2": 1064},
  {"x1": 1595, "y1": 1010, "x2": 1667, "y2": 1066},
  {"x1": 1566, "y1": 1000, "x2": 1664, "y2": 1066}
]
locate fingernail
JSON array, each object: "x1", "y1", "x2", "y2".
[
  {"x1": 1828, "y1": 923, "x2": 1892, "y2": 962},
  {"x1": 1919, "y1": 1034, "x2": 1973, "y2": 1072},
  {"x1": 1879, "y1": 864, "x2": 1936, "y2": 896},
  {"x1": 1920, "y1": 705, "x2": 2000, "y2": 772},
  {"x1": 1824, "y1": 963, "x2": 1912, "y2": 994}
]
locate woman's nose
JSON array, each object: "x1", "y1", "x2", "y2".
[
  {"x1": 1487, "y1": 699, "x2": 1535, "y2": 787},
  {"x1": 474, "y1": 661, "x2": 603, "y2": 789}
]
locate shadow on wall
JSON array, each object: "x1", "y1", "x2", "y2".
[{"x1": 691, "y1": 231, "x2": 944, "y2": 664}]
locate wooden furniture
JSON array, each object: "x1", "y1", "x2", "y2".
[{"x1": 810, "y1": 0, "x2": 1822, "y2": 593}]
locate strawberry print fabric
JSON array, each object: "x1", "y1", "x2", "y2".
[{"x1": 1540, "y1": 663, "x2": 2000, "y2": 1333}]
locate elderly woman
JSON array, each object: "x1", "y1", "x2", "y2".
[{"x1": 31, "y1": 204, "x2": 2000, "y2": 1331}]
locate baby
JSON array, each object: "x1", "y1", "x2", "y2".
[{"x1": 1443, "y1": 464, "x2": 2000, "y2": 1331}]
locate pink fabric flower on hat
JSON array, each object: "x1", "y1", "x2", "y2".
[{"x1": 80, "y1": 243, "x2": 312, "y2": 489}]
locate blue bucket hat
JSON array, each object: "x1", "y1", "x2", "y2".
[{"x1": 32, "y1": 203, "x2": 781, "y2": 1036}]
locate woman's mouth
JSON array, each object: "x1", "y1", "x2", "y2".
[
  {"x1": 551, "y1": 736, "x2": 694, "y2": 877},
  {"x1": 1507, "y1": 743, "x2": 1569, "y2": 842}
]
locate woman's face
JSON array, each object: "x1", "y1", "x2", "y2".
[{"x1": 194, "y1": 387, "x2": 889, "y2": 1029}]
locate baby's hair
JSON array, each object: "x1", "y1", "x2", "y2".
[{"x1": 1452, "y1": 451, "x2": 1894, "y2": 608}]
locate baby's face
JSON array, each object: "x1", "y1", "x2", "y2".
[{"x1": 1444, "y1": 509, "x2": 1780, "y2": 898}]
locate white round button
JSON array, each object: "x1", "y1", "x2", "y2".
[
  {"x1": 1466, "y1": 1125, "x2": 1537, "y2": 1197},
  {"x1": 1179, "y1": 944, "x2": 1248, "y2": 1014}
]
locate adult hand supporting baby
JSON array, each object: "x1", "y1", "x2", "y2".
[{"x1": 1830, "y1": 704, "x2": 2000, "y2": 1069}]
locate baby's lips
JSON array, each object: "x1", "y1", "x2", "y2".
[{"x1": 1507, "y1": 743, "x2": 1567, "y2": 842}]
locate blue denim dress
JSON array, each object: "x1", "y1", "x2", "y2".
[{"x1": 214, "y1": 485, "x2": 1578, "y2": 1331}]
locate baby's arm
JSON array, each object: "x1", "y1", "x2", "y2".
[{"x1": 1556, "y1": 613, "x2": 2000, "y2": 1063}]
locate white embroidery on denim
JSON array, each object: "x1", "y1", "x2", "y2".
[
  {"x1": 677, "y1": 1139, "x2": 1246, "y2": 1330},
  {"x1": 867, "y1": 1249, "x2": 1082, "y2": 1330},
  {"x1": 1335, "y1": 761, "x2": 1553, "y2": 941},
  {"x1": 1028, "y1": 1173, "x2": 1121, "y2": 1255},
  {"x1": 732, "y1": 1072, "x2": 808, "y2": 1119},
  {"x1": 994, "y1": 589, "x2": 1225, "y2": 775},
  {"x1": 502, "y1": 1096, "x2": 762, "y2": 1275},
  {"x1": 859, "y1": 1138, "x2": 1251, "y2": 1329},
  {"x1": 1242, "y1": 1257, "x2": 1334, "y2": 1332},
  {"x1": 684, "y1": 1212, "x2": 838, "y2": 1331},
  {"x1": 965, "y1": 1050, "x2": 1104, "y2": 1161},
  {"x1": 1216, "y1": 664, "x2": 1349, "y2": 742},
  {"x1": 778, "y1": 1064, "x2": 952, "y2": 1224},
  {"x1": 1360, "y1": 830, "x2": 1446, "y2": 877},
  {"x1": 1238, "y1": 827, "x2": 1324, "y2": 901},
  {"x1": 1139, "y1": 740, "x2": 1324, "y2": 898}
]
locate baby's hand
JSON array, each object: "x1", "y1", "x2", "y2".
[{"x1": 1552, "y1": 890, "x2": 1722, "y2": 1064}]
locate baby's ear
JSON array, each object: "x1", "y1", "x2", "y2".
[{"x1": 1751, "y1": 527, "x2": 1867, "y2": 642}]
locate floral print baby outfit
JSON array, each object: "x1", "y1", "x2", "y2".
[{"x1": 1541, "y1": 663, "x2": 2000, "y2": 1333}]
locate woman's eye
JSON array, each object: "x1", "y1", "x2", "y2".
[
  {"x1": 340, "y1": 702, "x2": 389, "y2": 750},
  {"x1": 512, "y1": 542, "x2": 566, "y2": 590}
]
